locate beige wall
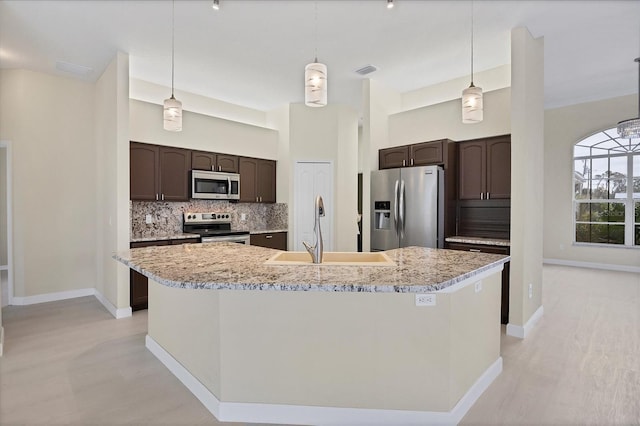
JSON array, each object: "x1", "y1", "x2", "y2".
[
  {"x1": 95, "y1": 53, "x2": 131, "y2": 309},
  {"x1": 289, "y1": 104, "x2": 359, "y2": 252},
  {"x1": 129, "y1": 99, "x2": 278, "y2": 160},
  {"x1": 0, "y1": 69, "x2": 97, "y2": 297},
  {"x1": 509, "y1": 27, "x2": 545, "y2": 327},
  {"x1": 544, "y1": 94, "x2": 640, "y2": 268},
  {"x1": 0, "y1": 147, "x2": 6, "y2": 266}
]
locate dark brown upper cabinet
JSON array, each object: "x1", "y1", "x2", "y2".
[
  {"x1": 239, "y1": 157, "x2": 276, "y2": 203},
  {"x1": 191, "y1": 151, "x2": 238, "y2": 173},
  {"x1": 130, "y1": 142, "x2": 191, "y2": 201},
  {"x1": 379, "y1": 140, "x2": 445, "y2": 169},
  {"x1": 458, "y1": 135, "x2": 510, "y2": 200}
]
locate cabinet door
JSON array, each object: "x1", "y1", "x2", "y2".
[
  {"x1": 191, "y1": 151, "x2": 216, "y2": 171},
  {"x1": 257, "y1": 159, "x2": 276, "y2": 203},
  {"x1": 410, "y1": 141, "x2": 443, "y2": 166},
  {"x1": 216, "y1": 154, "x2": 239, "y2": 173},
  {"x1": 379, "y1": 146, "x2": 409, "y2": 169},
  {"x1": 130, "y1": 143, "x2": 159, "y2": 201},
  {"x1": 159, "y1": 147, "x2": 191, "y2": 201},
  {"x1": 458, "y1": 141, "x2": 486, "y2": 200},
  {"x1": 486, "y1": 138, "x2": 511, "y2": 199},
  {"x1": 250, "y1": 232, "x2": 287, "y2": 250},
  {"x1": 239, "y1": 157, "x2": 258, "y2": 202}
]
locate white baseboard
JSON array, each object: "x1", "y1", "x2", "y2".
[
  {"x1": 11, "y1": 288, "x2": 96, "y2": 306},
  {"x1": 94, "y1": 290, "x2": 132, "y2": 319},
  {"x1": 506, "y1": 305, "x2": 544, "y2": 339},
  {"x1": 543, "y1": 258, "x2": 640, "y2": 274},
  {"x1": 0, "y1": 326, "x2": 4, "y2": 357},
  {"x1": 146, "y1": 334, "x2": 502, "y2": 425}
]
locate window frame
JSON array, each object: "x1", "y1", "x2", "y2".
[{"x1": 572, "y1": 127, "x2": 639, "y2": 247}]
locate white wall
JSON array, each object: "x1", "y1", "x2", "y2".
[
  {"x1": 95, "y1": 53, "x2": 131, "y2": 311},
  {"x1": 289, "y1": 104, "x2": 359, "y2": 252},
  {"x1": 129, "y1": 100, "x2": 278, "y2": 160},
  {"x1": 0, "y1": 69, "x2": 97, "y2": 297},
  {"x1": 0, "y1": 147, "x2": 6, "y2": 266},
  {"x1": 509, "y1": 27, "x2": 545, "y2": 328},
  {"x1": 544, "y1": 94, "x2": 640, "y2": 269}
]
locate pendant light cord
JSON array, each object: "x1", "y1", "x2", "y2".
[
  {"x1": 171, "y1": 0, "x2": 175, "y2": 98},
  {"x1": 314, "y1": 1, "x2": 318, "y2": 62},
  {"x1": 470, "y1": 0, "x2": 474, "y2": 86},
  {"x1": 636, "y1": 58, "x2": 640, "y2": 117}
]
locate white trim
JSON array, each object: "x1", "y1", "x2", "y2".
[
  {"x1": 544, "y1": 258, "x2": 640, "y2": 273},
  {"x1": 506, "y1": 305, "x2": 544, "y2": 339},
  {"x1": 146, "y1": 334, "x2": 502, "y2": 425},
  {"x1": 95, "y1": 290, "x2": 132, "y2": 319},
  {"x1": 0, "y1": 326, "x2": 4, "y2": 356},
  {"x1": 11, "y1": 288, "x2": 96, "y2": 306},
  {"x1": 0, "y1": 141, "x2": 13, "y2": 305}
]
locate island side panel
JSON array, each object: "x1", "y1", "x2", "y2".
[
  {"x1": 449, "y1": 271, "x2": 502, "y2": 406},
  {"x1": 148, "y1": 279, "x2": 222, "y2": 398},
  {"x1": 218, "y1": 290, "x2": 454, "y2": 412}
]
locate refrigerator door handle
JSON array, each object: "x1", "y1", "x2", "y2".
[
  {"x1": 399, "y1": 179, "x2": 406, "y2": 239},
  {"x1": 394, "y1": 179, "x2": 399, "y2": 233}
]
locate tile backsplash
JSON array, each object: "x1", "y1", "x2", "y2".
[{"x1": 131, "y1": 200, "x2": 288, "y2": 239}]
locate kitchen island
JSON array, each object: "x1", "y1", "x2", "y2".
[{"x1": 115, "y1": 243, "x2": 509, "y2": 425}]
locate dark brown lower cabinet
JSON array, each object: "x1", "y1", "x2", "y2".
[
  {"x1": 250, "y1": 232, "x2": 287, "y2": 250},
  {"x1": 445, "y1": 242, "x2": 510, "y2": 325},
  {"x1": 129, "y1": 238, "x2": 199, "y2": 311}
]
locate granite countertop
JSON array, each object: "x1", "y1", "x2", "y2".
[
  {"x1": 445, "y1": 236, "x2": 511, "y2": 247},
  {"x1": 114, "y1": 243, "x2": 509, "y2": 293},
  {"x1": 131, "y1": 233, "x2": 200, "y2": 243},
  {"x1": 250, "y1": 229, "x2": 288, "y2": 235}
]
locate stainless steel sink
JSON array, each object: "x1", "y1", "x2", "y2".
[{"x1": 264, "y1": 251, "x2": 395, "y2": 266}]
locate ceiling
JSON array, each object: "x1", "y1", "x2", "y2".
[{"x1": 1, "y1": 0, "x2": 639, "y2": 114}]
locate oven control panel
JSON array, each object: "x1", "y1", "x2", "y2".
[{"x1": 184, "y1": 212, "x2": 234, "y2": 224}]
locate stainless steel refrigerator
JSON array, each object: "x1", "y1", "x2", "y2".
[{"x1": 371, "y1": 165, "x2": 444, "y2": 251}]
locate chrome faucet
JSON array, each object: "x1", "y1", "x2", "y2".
[{"x1": 302, "y1": 195, "x2": 325, "y2": 264}]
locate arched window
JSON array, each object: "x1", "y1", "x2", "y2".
[{"x1": 573, "y1": 127, "x2": 640, "y2": 246}]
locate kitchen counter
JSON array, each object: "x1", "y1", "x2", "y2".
[
  {"x1": 446, "y1": 236, "x2": 511, "y2": 247},
  {"x1": 115, "y1": 243, "x2": 508, "y2": 293},
  {"x1": 114, "y1": 243, "x2": 507, "y2": 424},
  {"x1": 130, "y1": 232, "x2": 200, "y2": 243}
]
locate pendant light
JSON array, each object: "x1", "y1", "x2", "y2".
[
  {"x1": 617, "y1": 58, "x2": 640, "y2": 139},
  {"x1": 462, "y1": 1, "x2": 482, "y2": 124},
  {"x1": 305, "y1": 1, "x2": 327, "y2": 107},
  {"x1": 163, "y1": 0, "x2": 182, "y2": 131}
]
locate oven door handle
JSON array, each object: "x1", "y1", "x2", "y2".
[
  {"x1": 201, "y1": 235, "x2": 249, "y2": 244},
  {"x1": 227, "y1": 177, "x2": 231, "y2": 196}
]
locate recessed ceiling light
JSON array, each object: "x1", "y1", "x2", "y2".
[
  {"x1": 355, "y1": 65, "x2": 378, "y2": 76},
  {"x1": 387, "y1": 0, "x2": 394, "y2": 9},
  {"x1": 212, "y1": 0, "x2": 220, "y2": 10},
  {"x1": 55, "y1": 60, "x2": 93, "y2": 76}
]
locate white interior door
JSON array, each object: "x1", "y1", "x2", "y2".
[{"x1": 294, "y1": 162, "x2": 334, "y2": 252}]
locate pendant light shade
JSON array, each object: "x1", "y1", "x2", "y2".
[
  {"x1": 305, "y1": 61, "x2": 327, "y2": 107},
  {"x1": 462, "y1": 84, "x2": 483, "y2": 123},
  {"x1": 163, "y1": 95, "x2": 182, "y2": 131},
  {"x1": 616, "y1": 57, "x2": 640, "y2": 139},
  {"x1": 163, "y1": 0, "x2": 182, "y2": 132},
  {"x1": 462, "y1": 1, "x2": 483, "y2": 124}
]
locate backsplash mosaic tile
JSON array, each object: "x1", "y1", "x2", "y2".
[{"x1": 131, "y1": 200, "x2": 288, "y2": 240}]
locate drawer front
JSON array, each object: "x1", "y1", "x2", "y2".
[
  {"x1": 445, "y1": 242, "x2": 509, "y2": 255},
  {"x1": 130, "y1": 240, "x2": 171, "y2": 249},
  {"x1": 250, "y1": 232, "x2": 287, "y2": 250}
]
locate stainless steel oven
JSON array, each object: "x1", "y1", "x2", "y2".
[
  {"x1": 191, "y1": 170, "x2": 240, "y2": 200},
  {"x1": 183, "y1": 212, "x2": 250, "y2": 245}
]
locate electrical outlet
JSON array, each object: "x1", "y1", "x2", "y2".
[
  {"x1": 240, "y1": 213, "x2": 247, "y2": 221},
  {"x1": 415, "y1": 294, "x2": 436, "y2": 306},
  {"x1": 528, "y1": 283, "x2": 533, "y2": 299},
  {"x1": 145, "y1": 214, "x2": 153, "y2": 224},
  {"x1": 475, "y1": 281, "x2": 482, "y2": 293}
]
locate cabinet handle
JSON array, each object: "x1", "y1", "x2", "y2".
[
  {"x1": 256, "y1": 197, "x2": 259, "y2": 202},
  {"x1": 155, "y1": 194, "x2": 159, "y2": 201},
  {"x1": 211, "y1": 165, "x2": 214, "y2": 171},
  {"x1": 410, "y1": 158, "x2": 414, "y2": 166},
  {"x1": 469, "y1": 249, "x2": 481, "y2": 253},
  {"x1": 265, "y1": 235, "x2": 273, "y2": 239},
  {"x1": 487, "y1": 192, "x2": 490, "y2": 199},
  {"x1": 161, "y1": 194, "x2": 164, "y2": 201},
  {"x1": 480, "y1": 193, "x2": 484, "y2": 200},
  {"x1": 259, "y1": 196, "x2": 262, "y2": 202},
  {"x1": 402, "y1": 159, "x2": 406, "y2": 167},
  {"x1": 218, "y1": 165, "x2": 221, "y2": 171}
]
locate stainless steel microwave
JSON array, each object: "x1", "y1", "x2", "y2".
[{"x1": 191, "y1": 170, "x2": 240, "y2": 200}]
